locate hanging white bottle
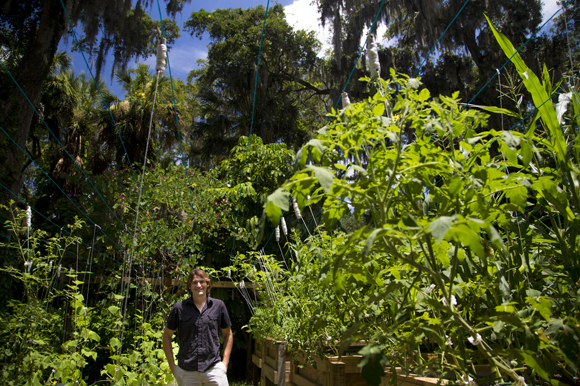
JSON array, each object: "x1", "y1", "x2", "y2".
[
  {"x1": 367, "y1": 36, "x2": 381, "y2": 78},
  {"x1": 156, "y1": 37, "x2": 167, "y2": 72},
  {"x1": 342, "y1": 92, "x2": 351, "y2": 109}
]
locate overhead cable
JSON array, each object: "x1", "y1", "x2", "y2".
[
  {"x1": 155, "y1": 0, "x2": 204, "y2": 255},
  {"x1": 461, "y1": 0, "x2": 571, "y2": 112},
  {"x1": 0, "y1": 61, "x2": 130, "y2": 233},
  {"x1": 231, "y1": 0, "x2": 272, "y2": 257},
  {"x1": 0, "y1": 126, "x2": 124, "y2": 253},
  {"x1": 57, "y1": 0, "x2": 158, "y2": 223}
]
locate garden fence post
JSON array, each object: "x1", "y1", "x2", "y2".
[
  {"x1": 261, "y1": 339, "x2": 267, "y2": 386},
  {"x1": 328, "y1": 362, "x2": 345, "y2": 386},
  {"x1": 275, "y1": 341, "x2": 286, "y2": 386}
]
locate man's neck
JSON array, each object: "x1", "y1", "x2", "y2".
[{"x1": 192, "y1": 294, "x2": 207, "y2": 312}]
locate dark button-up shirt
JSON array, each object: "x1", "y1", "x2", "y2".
[{"x1": 166, "y1": 296, "x2": 231, "y2": 372}]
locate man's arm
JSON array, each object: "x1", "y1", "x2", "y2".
[
  {"x1": 162, "y1": 327, "x2": 177, "y2": 374},
  {"x1": 221, "y1": 327, "x2": 233, "y2": 369}
]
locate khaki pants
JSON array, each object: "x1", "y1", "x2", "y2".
[{"x1": 174, "y1": 362, "x2": 229, "y2": 386}]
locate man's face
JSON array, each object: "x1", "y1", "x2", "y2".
[{"x1": 190, "y1": 275, "x2": 208, "y2": 297}]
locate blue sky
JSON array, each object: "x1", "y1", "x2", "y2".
[{"x1": 60, "y1": 0, "x2": 561, "y2": 98}]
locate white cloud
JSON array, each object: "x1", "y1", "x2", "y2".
[
  {"x1": 284, "y1": 0, "x2": 331, "y2": 54},
  {"x1": 165, "y1": 46, "x2": 208, "y2": 75},
  {"x1": 542, "y1": 0, "x2": 561, "y2": 23}
]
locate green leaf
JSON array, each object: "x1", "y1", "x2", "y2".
[
  {"x1": 267, "y1": 188, "x2": 290, "y2": 212},
  {"x1": 505, "y1": 185, "x2": 528, "y2": 208},
  {"x1": 429, "y1": 216, "x2": 453, "y2": 243},
  {"x1": 88, "y1": 330, "x2": 101, "y2": 342},
  {"x1": 495, "y1": 303, "x2": 516, "y2": 313},
  {"x1": 470, "y1": 104, "x2": 520, "y2": 118},
  {"x1": 108, "y1": 305, "x2": 120, "y2": 315},
  {"x1": 306, "y1": 139, "x2": 326, "y2": 155},
  {"x1": 306, "y1": 165, "x2": 334, "y2": 194},
  {"x1": 488, "y1": 226, "x2": 505, "y2": 250},
  {"x1": 520, "y1": 141, "x2": 533, "y2": 167},
  {"x1": 526, "y1": 296, "x2": 552, "y2": 320},
  {"x1": 372, "y1": 103, "x2": 385, "y2": 117},
  {"x1": 514, "y1": 351, "x2": 550, "y2": 381},
  {"x1": 363, "y1": 229, "x2": 384, "y2": 257},
  {"x1": 454, "y1": 224, "x2": 485, "y2": 258},
  {"x1": 486, "y1": 15, "x2": 565, "y2": 163},
  {"x1": 339, "y1": 322, "x2": 361, "y2": 352},
  {"x1": 110, "y1": 337, "x2": 121, "y2": 348},
  {"x1": 418, "y1": 88, "x2": 430, "y2": 101},
  {"x1": 358, "y1": 344, "x2": 389, "y2": 386},
  {"x1": 265, "y1": 188, "x2": 291, "y2": 226}
]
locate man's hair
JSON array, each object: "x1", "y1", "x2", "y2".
[{"x1": 187, "y1": 268, "x2": 211, "y2": 296}]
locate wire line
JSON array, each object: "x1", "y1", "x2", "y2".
[
  {"x1": 333, "y1": 0, "x2": 386, "y2": 111},
  {"x1": 57, "y1": 0, "x2": 158, "y2": 223},
  {"x1": 0, "y1": 125, "x2": 123, "y2": 252},
  {"x1": 0, "y1": 60, "x2": 130, "y2": 232},
  {"x1": 231, "y1": 0, "x2": 272, "y2": 256},
  {"x1": 0, "y1": 180, "x2": 121, "y2": 263},
  {"x1": 155, "y1": 0, "x2": 204, "y2": 256},
  {"x1": 461, "y1": 0, "x2": 571, "y2": 112},
  {"x1": 413, "y1": 0, "x2": 471, "y2": 78}
]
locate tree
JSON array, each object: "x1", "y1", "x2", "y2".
[
  {"x1": 316, "y1": 0, "x2": 570, "y2": 118},
  {"x1": 184, "y1": 4, "x2": 329, "y2": 165},
  {"x1": 0, "y1": 0, "x2": 184, "y2": 206},
  {"x1": 99, "y1": 64, "x2": 185, "y2": 168},
  {"x1": 30, "y1": 55, "x2": 119, "y2": 234}
]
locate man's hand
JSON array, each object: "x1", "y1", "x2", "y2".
[{"x1": 221, "y1": 327, "x2": 233, "y2": 371}]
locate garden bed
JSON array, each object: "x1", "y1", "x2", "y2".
[
  {"x1": 289, "y1": 351, "x2": 444, "y2": 386},
  {"x1": 252, "y1": 338, "x2": 290, "y2": 386},
  {"x1": 251, "y1": 337, "x2": 444, "y2": 386}
]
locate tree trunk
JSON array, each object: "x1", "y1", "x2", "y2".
[{"x1": 0, "y1": 0, "x2": 79, "y2": 204}]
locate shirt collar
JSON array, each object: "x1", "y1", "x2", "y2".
[{"x1": 185, "y1": 296, "x2": 213, "y2": 307}]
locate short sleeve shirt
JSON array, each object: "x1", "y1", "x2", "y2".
[{"x1": 166, "y1": 296, "x2": 231, "y2": 372}]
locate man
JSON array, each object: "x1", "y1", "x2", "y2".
[{"x1": 163, "y1": 268, "x2": 233, "y2": 386}]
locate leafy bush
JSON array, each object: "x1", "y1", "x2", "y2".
[{"x1": 257, "y1": 28, "x2": 580, "y2": 384}]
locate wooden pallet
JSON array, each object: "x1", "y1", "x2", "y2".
[{"x1": 253, "y1": 338, "x2": 290, "y2": 386}]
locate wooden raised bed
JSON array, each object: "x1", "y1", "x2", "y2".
[
  {"x1": 252, "y1": 338, "x2": 290, "y2": 386},
  {"x1": 253, "y1": 338, "x2": 445, "y2": 386},
  {"x1": 289, "y1": 352, "x2": 445, "y2": 386},
  {"x1": 289, "y1": 352, "x2": 364, "y2": 386}
]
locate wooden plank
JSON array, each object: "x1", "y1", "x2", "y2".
[
  {"x1": 292, "y1": 373, "x2": 320, "y2": 386},
  {"x1": 298, "y1": 364, "x2": 325, "y2": 386},
  {"x1": 254, "y1": 340, "x2": 263, "y2": 356},
  {"x1": 392, "y1": 373, "x2": 446, "y2": 386},
  {"x1": 252, "y1": 354, "x2": 262, "y2": 368},
  {"x1": 285, "y1": 363, "x2": 291, "y2": 383},
  {"x1": 292, "y1": 352, "x2": 328, "y2": 371},
  {"x1": 213, "y1": 281, "x2": 260, "y2": 289},
  {"x1": 397, "y1": 377, "x2": 442, "y2": 386},
  {"x1": 263, "y1": 362, "x2": 279, "y2": 384},
  {"x1": 277, "y1": 342, "x2": 287, "y2": 386},
  {"x1": 326, "y1": 355, "x2": 362, "y2": 374},
  {"x1": 328, "y1": 362, "x2": 346, "y2": 386},
  {"x1": 265, "y1": 356, "x2": 277, "y2": 369},
  {"x1": 90, "y1": 276, "x2": 260, "y2": 288},
  {"x1": 345, "y1": 373, "x2": 367, "y2": 386}
]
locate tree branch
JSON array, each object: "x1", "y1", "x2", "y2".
[{"x1": 276, "y1": 71, "x2": 331, "y2": 95}]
